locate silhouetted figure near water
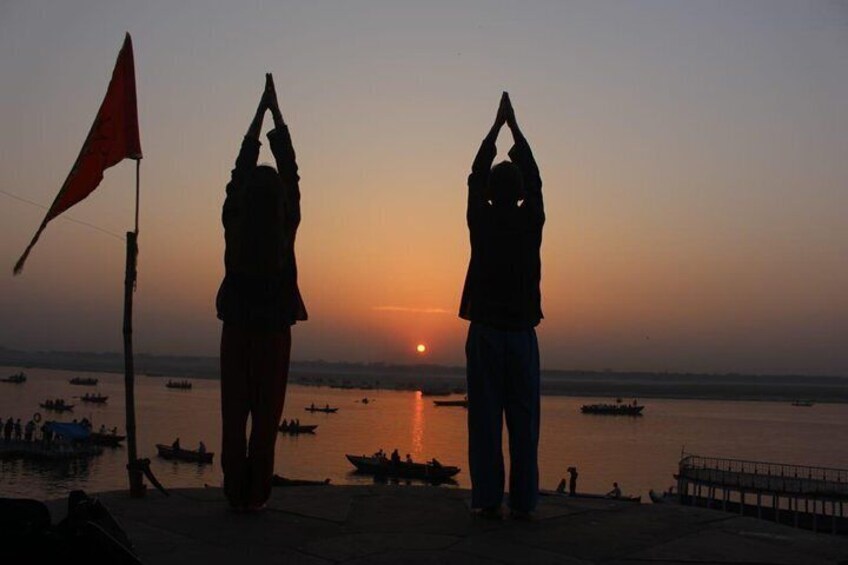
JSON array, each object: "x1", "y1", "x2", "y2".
[
  {"x1": 461, "y1": 92, "x2": 544, "y2": 520},
  {"x1": 607, "y1": 482, "x2": 622, "y2": 498},
  {"x1": 217, "y1": 74, "x2": 307, "y2": 512},
  {"x1": 568, "y1": 466, "x2": 578, "y2": 496},
  {"x1": 3, "y1": 417, "x2": 13, "y2": 441}
]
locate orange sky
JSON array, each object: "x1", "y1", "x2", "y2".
[{"x1": 1, "y1": 2, "x2": 846, "y2": 375}]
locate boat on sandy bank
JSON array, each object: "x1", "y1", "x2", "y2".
[
  {"x1": 69, "y1": 377, "x2": 98, "y2": 386},
  {"x1": 156, "y1": 444, "x2": 213, "y2": 464},
  {"x1": 80, "y1": 393, "x2": 109, "y2": 404},
  {"x1": 346, "y1": 454, "x2": 460, "y2": 482}
]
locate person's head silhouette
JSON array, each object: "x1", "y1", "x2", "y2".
[{"x1": 487, "y1": 160, "x2": 525, "y2": 207}]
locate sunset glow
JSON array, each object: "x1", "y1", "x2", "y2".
[{"x1": 0, "y1": 3, "x2": 846, "y2": 376}]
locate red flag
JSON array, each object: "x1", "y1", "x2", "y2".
[{"x1": 14, "y1": 33, "x2": 142, "y2": 274}]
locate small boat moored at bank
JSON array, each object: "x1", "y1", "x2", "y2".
[
  {"x1": 166, "y1": 380, "x2": 193, "y2": 390},
  {"x1": 80, "y1": 393, "x2": 109, "y2": 404}
]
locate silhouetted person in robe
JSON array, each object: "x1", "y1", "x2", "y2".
[
  {"x1": 217, "y1": 74, "x2": 307, "y2": 512},
  {"x1": 567, "y1": 466, "x2": 578, "y2": 496},
  {"x1": 461, "y1": 92, "x2": 544, "y2": 520}
]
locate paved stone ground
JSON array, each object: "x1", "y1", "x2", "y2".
[{"x1": 46, "y1": 485, "x2": 848, "y2": 564}]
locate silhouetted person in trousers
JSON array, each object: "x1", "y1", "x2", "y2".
[
  {"x1": 461, "y1": 92, "x2": 544, "y2": 520},
  {"x1": 217, "y1": 74, "x2": 307, "y2": 511}
]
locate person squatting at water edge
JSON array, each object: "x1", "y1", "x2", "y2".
[
  {"x1": 460, "y1": 92, "x2": 544, "y2": 521},
  {"x1": 216, "y1": 74, "x2": 307, "y2": 512}
]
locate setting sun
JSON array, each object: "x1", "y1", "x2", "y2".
[{"x1": 416, "y1": 344, "x2": 427, "y2": 354}]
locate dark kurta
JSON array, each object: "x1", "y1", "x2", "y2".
[
  {"x1": 216, "y1": 127, "x2": 307, "y2": 330},
  {"x1": 459, "y1": 133, "x2": 544, "y2": 330}
]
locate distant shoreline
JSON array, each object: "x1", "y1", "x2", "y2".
[{"x1": 2, "y1": 346, "x2": 847, "y2": 403}]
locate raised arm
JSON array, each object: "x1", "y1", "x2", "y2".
[
  {"x1": 468, "y1": 93, "x2": 509, "y2": 222},
  {"x1": 228, "y1": 81, "x2": 269, "y2": 194},
  {"x1": 264, "y1": 73, "x2": 301, "y2": 227},
  {"x1": 503, "y1": 94, "x2": 543, "y2": 220}
]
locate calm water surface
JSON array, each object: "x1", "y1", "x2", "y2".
[{"x1": 2, "y1": 366, "x2": 847, "y2": 500}]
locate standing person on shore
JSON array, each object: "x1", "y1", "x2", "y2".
[
  {"x1": 460, "y1": 92, "x2": 544, "y2": 520},
  {"x1": 217, "y1": 74, "x2": 307, "y2": 512}
]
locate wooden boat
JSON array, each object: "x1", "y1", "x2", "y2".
[
  {"x1": 580, "y1": 402, "x2": 644, "y2": 416},
  {"x1": 278, "y1": 422, "x2": 318, "y2": 435},
  {"x1": 272, "y1": 475, "x2": 331, "y2": 487},
  {"x1": 305, "y1": 406, "x2": 338, "y2": 413},
  {"x1": 89, "y1": 432, "x2": 126, "y2": 447},
  {"x1": 1, "y1": 372, "x2": 26, "y2": 383},
  {"x1": 80, "y1": 393, "x2": 109, "y2": 404},
  {"x1": 69, "y1": 377, "x2": 98, "y2": 386},
  {"x1": 541, "y1": 489, "x2": 642, "y2": 503},
  {"x1": 39, "y1": 401, "x2": 74, "y2": 412},
  {"x1": 166, "y1": 380, "x2": 192, "y2": 389},
  {"x1": 433, "y1": 397, "x2": 468, "y2": 408},
  {"x1": 156, "y1": 444, "x2": 213, "y2": 464},
  {"x1": 791, "y1": 400, "x2": 814, "y2": 407},
  {"x1": 346, "y1": 454, "x2": 460, "y2": 482},
  {"x1": 420, "y1": 387, "x2": 451, "y2": 397}
]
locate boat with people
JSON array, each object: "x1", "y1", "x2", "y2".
[
  {"x1": 166, "y1": 380, "x2": 192, "y2": 390},
  {"x1": 89, "y1": 432, "x2": 126, "y2": 447},
  {"x1": 433, "y1": 397, "x2": 468, "y2": 408},
  {"x1": 156, "y1": 443, "x2": 213, "y2": 464},
  {"x1": 581, "y1": 399, "x2": 644, "y2": 416},
  {"x1": 80, "y1": 393, "x2": 109, "y2": 404},
  {"x1": 278, "y1": 421, "x2": 318, "y2": 435},
  {"x1": 39, "y1": 400, "x2": 74, "y2": 412},
  {"x1": 305, "y1": 405, "x2": 338, "y2": 413},
  {"x1": 69, "y1": 376, "x2": 98, "y2": 386},
  {"x1": 1, "y1": 372, "x2": 26, "y2": 384},
  {"x1": 346, "y1": 454, "x2": 460, "y2": 482}
]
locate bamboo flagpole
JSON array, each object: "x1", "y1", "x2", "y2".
[
  {"x1": 124, "y1": 159, "x2": 144, "y2": 497},
  {"x1": 13, "y1": 33, "x2": 149, "y2": 496}
]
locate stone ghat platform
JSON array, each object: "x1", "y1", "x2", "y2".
[{"x1": 46, "y1": 485, "x2": 848, "y2": 564}]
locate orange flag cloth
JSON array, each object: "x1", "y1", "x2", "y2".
[{"x1": 14, "y1": 33, "x2": 142, "y2": 274}]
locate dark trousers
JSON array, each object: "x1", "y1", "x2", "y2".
[
  {"x1": 220, "y1": 323, "x2": 291, "y2": 508},
  {"x1": 466, "y1": 322, "x2": 540, "y2": 512}
]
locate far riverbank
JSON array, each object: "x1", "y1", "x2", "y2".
[{"x1": 2, "y1": 346, "x2": 847, "y2": 402}]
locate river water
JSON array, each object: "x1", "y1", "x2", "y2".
[{"x1": 1, "y1": 366, "x2": 846, "y2": 501}]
